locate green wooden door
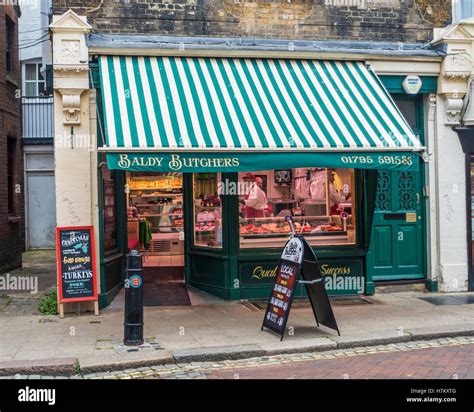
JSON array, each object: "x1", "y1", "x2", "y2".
[
  {"x1": 367, "y1": 94, "x2": 425, "y2": 282},
  {"x1": 367, "y1": 168, "x2": 424, "y2": 281}
]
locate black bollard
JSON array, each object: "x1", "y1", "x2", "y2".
[{"x1": 124, "y1": 250, "x2": 144, "y2": 345}]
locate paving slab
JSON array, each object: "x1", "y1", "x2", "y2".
[
  {"x1": 405, "y1": 323, "x2": 474, "y2": 340},
  {"x1": 260, "y1": 337, "x2": 337, "y2": 356},
  {"x1": 173, "y1": 344, "x2": 266, "y2": 363},
  {"x1": 78, "y1": 350, "x2": 174, "y2": 374},
  {"x1": 331, "y1": 330, "x2": 411, "y2": 349}
]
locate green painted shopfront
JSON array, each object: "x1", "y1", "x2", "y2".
[{"x1": 91, "y1": 55, "x2": 436, "y2": 308}]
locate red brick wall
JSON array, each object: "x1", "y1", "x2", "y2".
[{"x1": 0, "y1": 5, "x2": 23, "y2": 273}]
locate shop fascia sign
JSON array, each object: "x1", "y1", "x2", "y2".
[
  {"x1": 106, "y1": 151, "x2": 420, "y2": 172},
  {"x1": 115, "y1": 153, "x2": 240, "y2": 171},
  {"x1": 402, "y1": 75, "x2": 422, "y2": 95}
]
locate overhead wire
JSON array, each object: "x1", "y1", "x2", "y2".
[{"x1": 19, "y1": 37, "x2": 50, "y2": 50}]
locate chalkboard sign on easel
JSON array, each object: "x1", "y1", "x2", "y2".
[
  {"x1": 56, "y1": 226, "x2": 99, "y2": 318},
  {"x1": 261, "y1": 216, "x2": 340, "y2": 340}
]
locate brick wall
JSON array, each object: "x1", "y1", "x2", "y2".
[
  {"x1": 52, "y1": 0, "x2": 451, "y2": 43},
  {"x1": 0, "y1": 5, "x2": 24, "y2": 273}
]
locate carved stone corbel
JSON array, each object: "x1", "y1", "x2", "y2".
[
  {"x1": 58, "y1": 88, "x2": 84, "y2": 125},
  {"x1": 444, "y1": 94, "x2": 465, "y2": 126},
  {"x1": 431, "y1": 20, "x2": 474, "y2": 126}
]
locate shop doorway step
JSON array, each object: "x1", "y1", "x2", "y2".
[
  {"x1": 375, "y1": 280, "x2": 426, "y2": 294},
  {"x1": 143, "y1": 265, "x2": 184, "y2": 283},
  {"x1": 142, "y1": 266, "x2": 191, "y2": 306}
]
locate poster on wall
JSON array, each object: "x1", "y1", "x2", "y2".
[{"x1": 56, "y1": 226, "x2": 98, "y2": 304}]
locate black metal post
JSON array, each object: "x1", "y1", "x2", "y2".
[{"x1": 124, "y1": 250, "x2": 144, "y2": 345}]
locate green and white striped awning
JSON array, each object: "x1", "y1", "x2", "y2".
[{"x1": 98, "y1": 56, "x2": 423, "y2": 172}]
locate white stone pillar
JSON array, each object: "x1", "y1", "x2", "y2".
[
  {"x1": 434, "y1": 95, "x2": 469, "y2": 291},
  {"x1": 50, "y1": 11, "x2": 102, "y2": 310},
  {"x1": 431, "y1": 22, "x2": 473, "y2": 292},
  {"x1": 431, "y1": 18, "x2": 474, "y2": 292}
]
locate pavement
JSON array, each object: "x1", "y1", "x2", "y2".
[
  {"x1": 2, "y1": 337, "x2": 473, "y2": 379},
  {"x1": 1, "y1": 251, "x2": 474, "y2": 376}
]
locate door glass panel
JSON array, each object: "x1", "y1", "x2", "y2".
[
  {"x1": 26, "y1": 153, "x2": 54, "y2": 170},
  {"x1": 375, "y1": 170, "x2": 392, "y2": 211},
  {"x1": 397, "y1": 171, "x2": 416, "y2": 211},
  {"x1": 394, "y1": 99, "x2": 417, "y2": 130}
]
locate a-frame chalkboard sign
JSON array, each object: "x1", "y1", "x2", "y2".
[{"x1": 261, "y1": 216, "x2": 340, "y2": 340}]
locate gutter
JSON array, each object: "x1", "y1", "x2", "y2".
[{"x1": 88, "y1": 33, "x2": 444, "y2": 61}]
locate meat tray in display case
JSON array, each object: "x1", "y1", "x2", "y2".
[{"x1": 239, "y1": 215, "x2": 355, "y2": 248}]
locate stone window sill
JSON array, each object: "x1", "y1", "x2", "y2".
[
  {"x1": 6, "y1": 73, "x2": 18, "y2": 87},
  {"x1": 8, "y1": 216, "x2": 21, "y2": 224}
]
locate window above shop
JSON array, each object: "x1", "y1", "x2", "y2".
[
  {"x1": 23, "y1": 62, "x2": 46, "y2": 97},
  {"x1": 453, "y1": 0, "x2": 474, "y2": 22}
]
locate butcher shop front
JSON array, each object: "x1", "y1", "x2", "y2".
[{"x1": 95, "y1": 55, "x2": 424, "y2": 303}]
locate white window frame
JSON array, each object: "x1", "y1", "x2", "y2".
[
  {"x1": 22, "y1": 61, "x2": 45, "y2": 97},
  {"x1": 453, "y1": 0, "x2": 474, "y2": 23}
]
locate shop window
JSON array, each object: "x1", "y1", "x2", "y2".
[
  {"x1": 238, "y1": 168, "x2": 356, "y2": 248},
  {"x1": 102, "y1": 165, "x2": 118, "y2": 253},
  {"x1": 193, "y1": 173, "x2": 222, "y2": 248}
]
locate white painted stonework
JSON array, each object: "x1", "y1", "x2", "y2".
[
  {"x1": 431, "y1": 18, "x2": 474, "y2": 292},
  {"x1": 434, "y1": 96, "x2": 469, "y2": 291},
  {"x1": 51, "y1": 10, "x2": 93, "y2": 227},
  {"x1": 51, "y1": 11, "x2": 101, "y2": 310}
]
